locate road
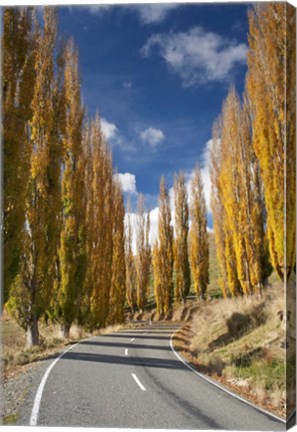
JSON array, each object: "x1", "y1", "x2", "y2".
[{"x1": 30, "y1": 322, "x2": 284, "y2": 430}]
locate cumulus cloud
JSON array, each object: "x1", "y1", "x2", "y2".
[
  {"x1": 134, "y1": 4, "x2": 179, "y2": 24},
  {"x1": 123, "y1": 81, "x2": 132, "y2": 88},
  {"x1": 140, "y1": 127, "x2": 165, "y2": 147},
  {"x1": 125, "y1": 139, "x2": 216, "y2": 249},
  {"x1": 125, "y1": 206, "x2": 159, "y2": 254},
  {"x1": 101, "y1": 118, "x2": 118, "y2": 141},
  {"x1": 141, "y1": 27, "x2": 247, "y2": 86},
  {"x1": 169, "y1": 139, "x2": 214, "y2": 230},
  {"x1": 149, "y1": 207, "x2": 159, "y2": 245},
  {"x1": 115, "y1": 172, "x2": 137, "y2": 194},
  {"x1": 85, "y1": 4, "x2": 179, "y2": 24},
  {"x1": 86, "y1": 5, "x2": 112, "y2": 15},
  {"x1": 200, "y1": 139, "x2": 213, "y2": 213}
]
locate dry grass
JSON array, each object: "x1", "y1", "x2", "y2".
[
  {"x1": 1, "y1": 310, "x2": 135, "y2": 379},
  {"x1": 173, "y1": 281, "x2": 290, "y2": 419},
  {"x1": 1, "y1": 313, "x2": 86, "y2": 379}
]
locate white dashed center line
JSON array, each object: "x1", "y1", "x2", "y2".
[
  {"x1": 125, "y1": 348, "x2": 128, "y2": 356},
  {"x1": 131, "y1": 373, "x2": 146, "y2": 391}
]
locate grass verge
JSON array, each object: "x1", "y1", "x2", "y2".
[
  {"x1": 0, "y1": 412, "x2": 19, "y2": 425},
  {"x1": 1, "y1": 311, "x2": 136, "y2": 380},
  {"x1": 172, "y1": 282, "x2": 290, "y2": 420}
]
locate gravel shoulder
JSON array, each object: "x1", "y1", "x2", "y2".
[{"x1": 1, "y1": 351, "x2": 62, "y2": 425}]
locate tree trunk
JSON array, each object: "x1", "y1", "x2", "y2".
[
  {"x1": 60, "y1": 323, "x2": 70, "y2": 339},
  {"x1": 26, "y1": 317, "x2": 40, "y2": 348}
]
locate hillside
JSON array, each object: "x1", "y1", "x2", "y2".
[{"x1": 172, "y1": 279, "x2": 295, "y2": 419}]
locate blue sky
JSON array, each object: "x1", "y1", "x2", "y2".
[{"x1": 58, "y1": 3, "x2": 250, "y2": 230}]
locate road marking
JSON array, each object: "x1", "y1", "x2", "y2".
[
  {"x1": 169, "y1": 328, "x2": 286, "y2": 424},
  {"x1": 125, "y1": 348, "x2": 128, "y2": 356},
  {"x1": 130, "y1": 338, "x2": 135, "y2": 342},
  {"x1": 131, "y1": 373, "x2": 146, "y2": 391},
  {"x1": 29, "y1": 342, "x2": 79, "y2": 426}
]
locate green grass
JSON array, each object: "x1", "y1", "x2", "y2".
[
  {"x1": 0, "y1": 413, "x2": 19, "y2": 425},
  {"x1": 174, "y1": 282, "x2": 289, "y2": 416},
  {"x1": 232, "y1": 358, "x2": 285, "y2": 391}
]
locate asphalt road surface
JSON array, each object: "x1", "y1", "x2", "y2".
[{"x1": 30, "y1": 322, "x2": 285, "y2": 430}]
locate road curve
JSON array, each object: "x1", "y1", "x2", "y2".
[{"x1": 29, "y1": 322, "x2": 284, "y2": 430}]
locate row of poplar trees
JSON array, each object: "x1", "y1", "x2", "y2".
[
  {"x1": 3, "y1": 3, "x2": 296, "y2": 346},
  {"x1": 3, "y1": 8, "x2": 127, "y2": 346},
  {"x1": 152, "y1": 169, "x2": 209, "y2": 318},
  {"x1": 125, "y1": 173, "x2": 209, "y2": 318},
  {"x1": 210, "y1": 3, "x2": 296, "y2": 297}
]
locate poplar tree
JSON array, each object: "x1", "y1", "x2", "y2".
[
  {"x1": 79, "y1": 120, "x2": 94, "y2": 326},
  {"x1": 57, "y1": 39, "x2": 86, "y2": 338},
  {"x1": 3, "y1": 8, "x2": 36, "y2": 303},
  {"x1": 211, "y1": 88, "x2": 270, "y2": 296},
  {"x1": 7, "y1": 8, "x2": 60, "y2": 346},
  {"x1": 189, "y1": 166, "x2": 209, "y2": 299},
  {"x1": 210, "y1": 119, "x2": 241, "y2": 297},
  {"x1": 173, "y1": 172, "x2": 190, "y2": 303},
  {"x1": 125, "y1": 200, "x2": 137, "y2": 311},
  {"x1": 136, "y1": 195, "x2": 151, "y2": 312},
  {"x1": 156, "y1": 177, "x2": 173, "y2": 315},
  {"x1": 152, "y1": 242, "x2": 163, "y2": 316},
  {"x1": 108, "y1": 178, "x2": 126, "y2": 324},
  {"x1": 246, "y1": 3, "x2": 296, "y2": 281},
  {"x1": 85, "y1": 116, "x2": 114, "y2": 329}
]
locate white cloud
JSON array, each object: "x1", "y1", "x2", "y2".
[
  {"x1": 125, "y1": 212, "x2": 137, "y2": 254},
  {"x1": 101, "y1": 118, "x2": 118, "y2": 141},
  {"x1": 123, "y1": 81, "x2": 132, "y2": 88},
  {"x1": 87, "y1": 5, "x2": 111, "y2": 15},
  {"x1": 125, "y1": 139, "x2": 216, "y2": 249},
  {"x1": 200, "y1": 139, "x2": 213, "y2": 213},
  {"x1": 116, "y1": 172, "x2": 137, "y2": 194},
  {"x1": 141, "y1": 27, "x2": 247, "y2": 86},
  {"x1": 85, "y1": 4, "x2": 179, "y2": 24},
  {"x1": 100, "y1": 118, "x2": 137, "y2": 153},
  {"x1": 149, "y1": 207, "x2": 159, "y2": 245},
  {"x1": 125, "y1": 206, "x2": 159, "y2": 254},
  {"x1": 134, "y1": 4, "x2": 179, "y2": 24},
  {"x1": 140, "y1": 127, "x2": 165, "y2": 147},
  {"x1": 169, "y1": 139, "x2": 214, "y2": 231}
]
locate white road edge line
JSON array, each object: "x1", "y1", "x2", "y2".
[
  {"x1": 125, "y1": 348, "x2": 128, "y2": 356},
  {"x1": 30, "y1": 335, "x2": 96, "y2": 426},
  {"x1": 130, "y1": 338, "x2": 135, "y2": 342},
  {"x1": 169, "y1": 328, "x2": 286, "y2": 425},
  {"x1": 131, "y1": 373, "x2": 146, "y2": 391},
  {"x1": 29, "y1": 342, "x2": 78, "y2": 426}
]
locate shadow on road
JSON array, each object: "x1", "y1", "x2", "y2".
[
  {"x1": 80, "y1": 340, "x2": 171, "y2": 351},
  {"x1": 102, "y1": 334, "x2": 172, "y2": 341},
  {"x1": 59, "y1": 351, "x2": 186, "y2": 370}
]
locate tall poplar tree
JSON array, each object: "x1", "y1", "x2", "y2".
[
  {"x1": 7, "y1": 8, "x2": 60, "y2": 346},
  {"x1": 173, "y1": 172, "x2": 190, "y2": 303},
  {"x1": 85, "y1": 116, "x2": 114, "y2": 329},
  {"x1": 125, "y1": 200, "x2": 137, "y2": 311},
  {"x1": 210, "y1": 119, "x2": 241, "y2": 297},
  {"x1": 219, "y1": 88, "x2": 265, "y2": 294},
  {"x1": 108, "y1": 178, "x2": 126, "y2": 325},
  {"x1": 57, "y1": 38, "x2": 86, "y2": 338},
  {"x1": 246, "y1": 3, "x2": 296, "y2": 281},
  {"x1": 136, "y1": 195, "x2": 151, "y2": 312},
  {"x1": 152, "y1": 242, "x2": 163, "y2": 316},
  {"x1": 156, "y1": 177, "x2": 173, "y2": 315},
  {"x1": 3, "y1": 8, "x2": 36, "y2": 304},
  {"x1": 189, "y1": 166, "x2": 209, "y2": 299},
  {"x1": 211, "y1": 88, "x2": 271, "y2": 296}
]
